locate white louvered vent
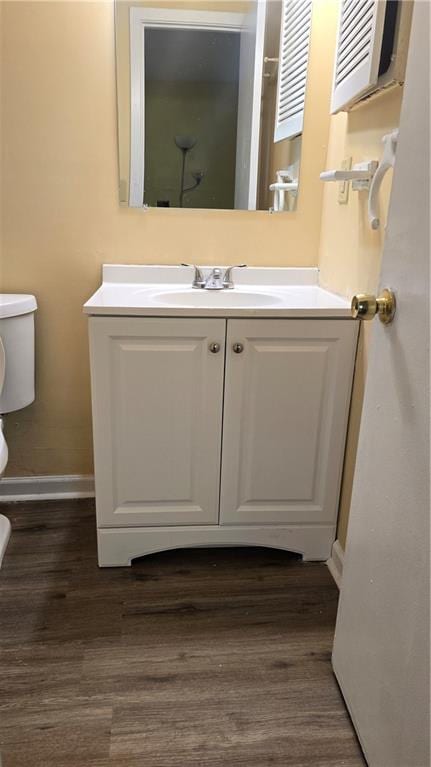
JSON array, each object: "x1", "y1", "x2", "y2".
[
  {"x1": 331, "y1": 0, "x2": 388, "y2": 113},
  {"x1": 274, "y1": 0, "x2": 313, "y2": 143}
]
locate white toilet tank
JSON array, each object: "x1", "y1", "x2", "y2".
[{"x1": 0, "y1": 294, "x2": 37, "y2": 413}]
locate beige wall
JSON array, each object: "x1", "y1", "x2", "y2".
[
  {"x1": 0, "y1": 0, "x2": 336, "y2": 476},
  {"x1": 318, "y1": 86, "x2": 405, "y2": 548}
]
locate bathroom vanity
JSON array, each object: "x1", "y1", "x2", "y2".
[{"x1": 84, "y1": 265, "x2": 358, "y2": 566}]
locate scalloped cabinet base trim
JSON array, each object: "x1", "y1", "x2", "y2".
[{"x1": 97, "y1": 525, "x2": 336, "y2": 567}]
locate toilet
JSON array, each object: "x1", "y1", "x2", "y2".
[{"x1": 0, "y1": 294, "x2": 37, "y2": 564}]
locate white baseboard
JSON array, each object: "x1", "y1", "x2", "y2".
[
  {"x1": 326, "y1": 538, "x2": 344, "y2": 589},
  {"x1": 0, "y1": 474, "x2": 95, "y2": 502}
]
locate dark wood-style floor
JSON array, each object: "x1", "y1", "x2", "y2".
[{"x1": 0, "y1": 500, "x2": 365, "y2": 767}]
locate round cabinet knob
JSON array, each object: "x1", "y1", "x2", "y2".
[
  {"x1": 209, "y1": 342, "x2": 220, "y2": 354},
  {"x1": 351, "y1": 289, "x2": 396, "y2": 325},
  {"x1": 232, "y1": 343, "x2": 244, "y2": 354}
]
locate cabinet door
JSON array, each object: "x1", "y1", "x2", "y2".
[
  {"x1": 220, "y1": 319, "x2": 358, "y2": 526},
  {"x1": 89, "y1": 317, "x2": 226, "y2": 527}
]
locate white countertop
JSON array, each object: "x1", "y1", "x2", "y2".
[{"x1": 83, "y1": 265, "x2": 352, "y2": 319}]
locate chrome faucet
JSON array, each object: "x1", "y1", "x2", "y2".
[
  {"x1": 181, "y1": 263, "x2": 248, "y2": 290},
  {"x1": 204, "y1": 268, "x2": 224, "y2": 290}
]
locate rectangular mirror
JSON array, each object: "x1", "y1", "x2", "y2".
[{"x1": 115, "y1": 0, "x2": 312, "y2": 212}]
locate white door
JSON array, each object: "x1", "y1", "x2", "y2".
[
  {"x1": 332, "y1": 5, "x2": 430, "y2": 766},
  {"x1": 220, "y1": 319, "x2": 358, "y2": 530},
  {"x1": 234, "y1": 0, "x2": 266, "y2": 210},
  {"x1": 89, "y1": 317, "x2": 226, "y2": 527}
]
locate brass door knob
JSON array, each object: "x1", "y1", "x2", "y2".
[{"x1": 351, "y1": 289, "x2": 396, "y2": 325}]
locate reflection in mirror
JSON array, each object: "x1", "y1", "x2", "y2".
[
  {"x1": 258, "y1": 0, "x2": 302, "y2": 213},
  {"x1": 115, "y1": 1, "x2": 312, "y2": 212},
  {"x1": 143, "y1": 26, "x2": 240, "y2": 209}
]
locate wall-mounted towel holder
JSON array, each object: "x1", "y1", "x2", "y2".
[
  {"x1": 320, "y1": 129, "x2": 399, "y2": 230},
  {"x1": 269, "y1": 169, "x2": 298, "y2": 213}
]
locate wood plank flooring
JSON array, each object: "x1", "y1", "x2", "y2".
[{"x1": 0, "y1": 500, "x2": 365, "y2": 767}]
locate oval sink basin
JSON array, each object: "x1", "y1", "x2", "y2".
[{"x1": 151, "y1": 290, "x2": 283, "y2": 308}]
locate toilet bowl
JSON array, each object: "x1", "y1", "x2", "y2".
[{"x1": 0, "y1": 294, "x2": 37, "y2": 565}]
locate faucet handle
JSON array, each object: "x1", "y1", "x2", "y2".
[
  {"x1": 181, "y1": 263, "x2": 205, "y2": 289},
  {"x1": 223, "y1": 264, "x2": 247, "y2": 289}
]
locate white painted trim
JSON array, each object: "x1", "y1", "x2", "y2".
[
  {"x1": 129, "y1": 6, "x2": 245, "y2": 207},
  {"x1": 129, "y1": 12, "x2": 146, "y2": 207},
  {"x1": 0, "y1": 514, "x2": 11, "y2": 567},
  {"x1": 97, "y1": 524, "x2": 336, "y2": 567},
  {"x1": 326, "y1": 538, "x2": 344, "y2": 589},
  {"x1": 131, "y1": 7, "x2": 245, "y2": 31},
  {"x1": 0, "y1": 474, "x2": 95, "y2": 502},
  {"x1": 246, "y1": 0, "x2": 266, "y2": 210}
]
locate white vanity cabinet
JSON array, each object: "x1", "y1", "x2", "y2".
[{"x1": 89, "y1": 315, "x2": 358, "y2": 566}]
